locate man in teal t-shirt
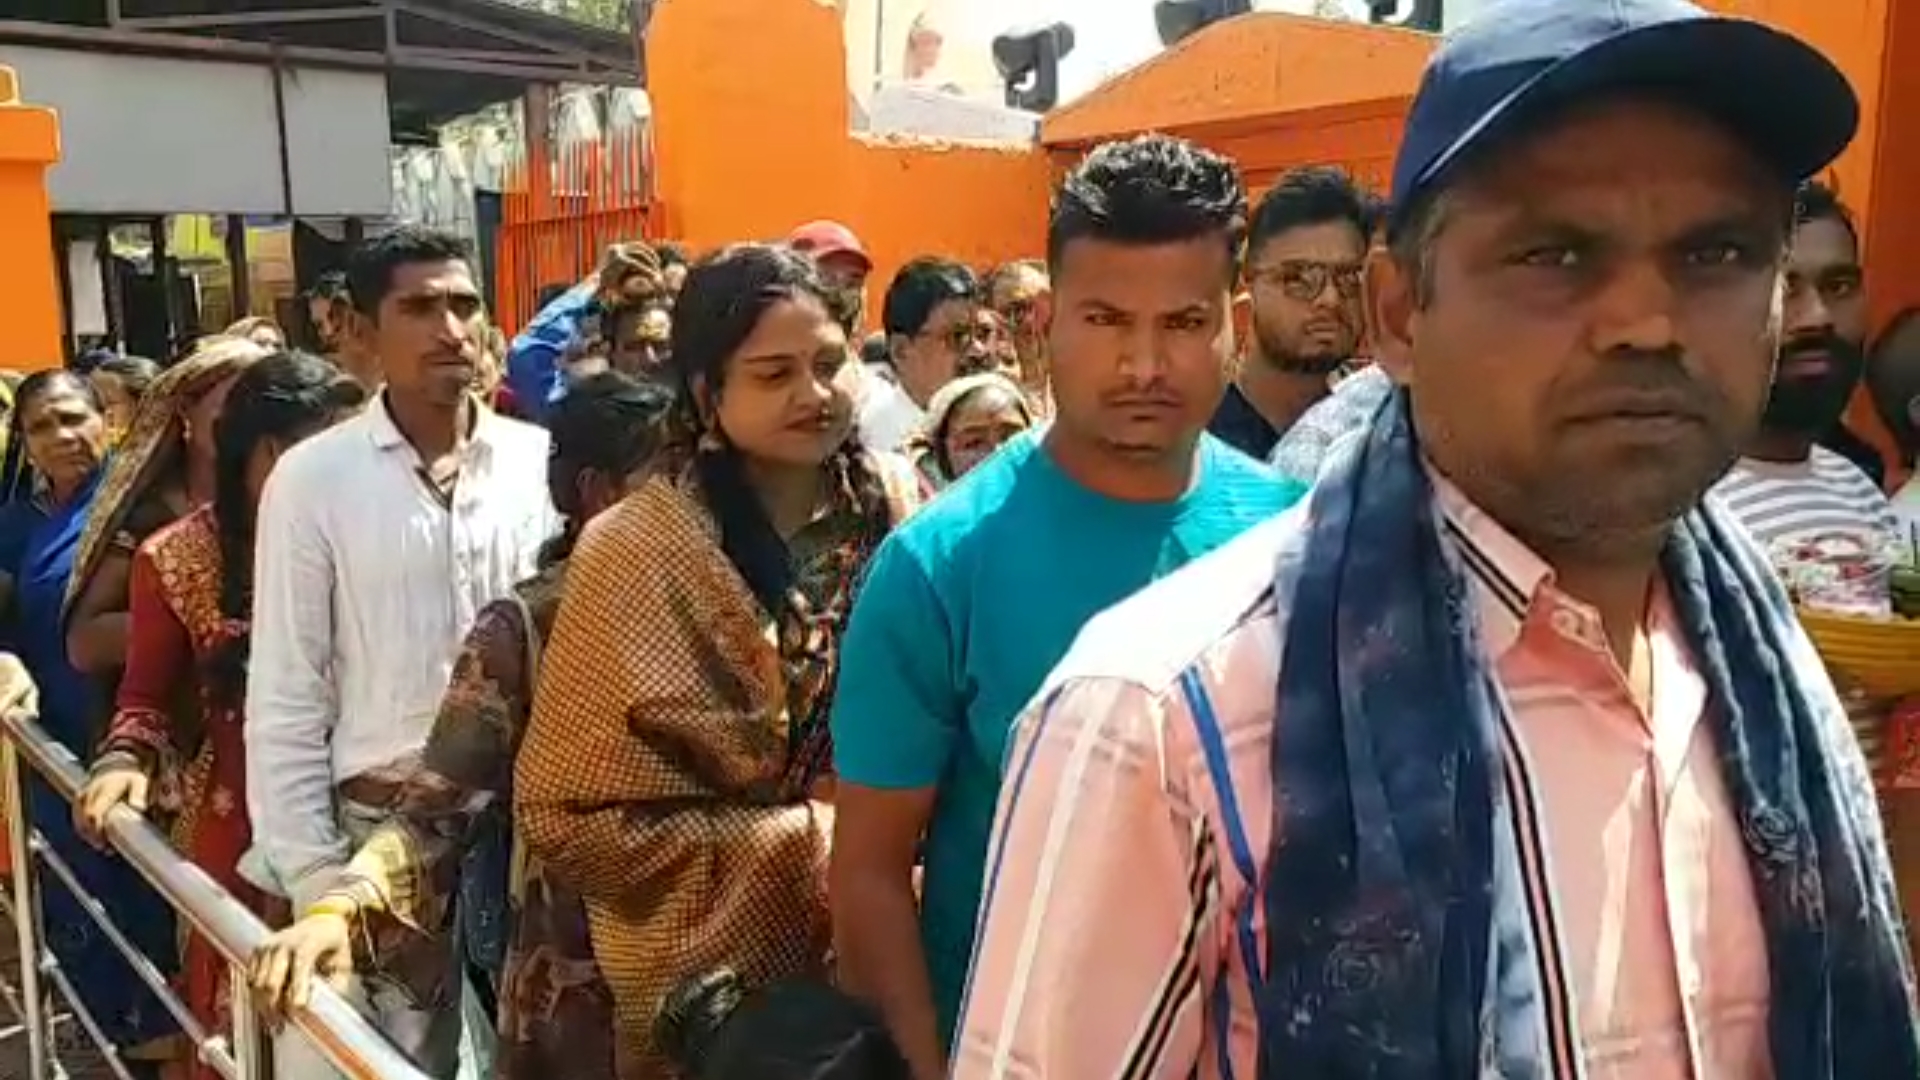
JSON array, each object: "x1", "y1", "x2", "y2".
[{"x1": 828, "y1": 134, "x2": 1307, "y2": 1079}]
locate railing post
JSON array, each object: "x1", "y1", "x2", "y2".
[
  {"x1": 230, "y1": 958, "x2": 266, "y2": 1080},
  {"x1": 2, "y1": 736, "x2": 50, "y2": 1079}
]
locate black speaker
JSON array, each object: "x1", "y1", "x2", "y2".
[
  {"x1": 991, "y1": 22, "x2": 1078, "y2": 112},
  {"x1": 1154, "y1": 0, "x2": 1254, "y2": 48},
  {"x1": 1368, "y1": 0, "x2": 1444, "y2": 32}
]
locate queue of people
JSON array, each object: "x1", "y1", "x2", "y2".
[{"x1": 0, "y1": 1, "x2": 1912, "y2": 1079}]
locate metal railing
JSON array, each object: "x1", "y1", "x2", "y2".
[{"x1": 0, "y1": 696, "x2": 433, "y2": 1080}]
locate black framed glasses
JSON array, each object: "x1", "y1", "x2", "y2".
[{"x1": 928, "y1": 320, "x2": 1005, "y2": 353}]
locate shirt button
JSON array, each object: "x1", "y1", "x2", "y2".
[{"x1": 1550, "y1": 607, "x2": 1608, "y2": 652}]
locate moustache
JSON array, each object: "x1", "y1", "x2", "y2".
[
  {"x1": 1102, "y1": 388, "x2": 1183, "y2": 408},
  {"x1": 1777, "y1": 332, "x2": 1864, "y2": 368},
  {"x1": 1563, "y1": 350, "x2": 1721, "y2": 419}
]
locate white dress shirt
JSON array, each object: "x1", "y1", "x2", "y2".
[
  {"x1": 244, "y1": 398, "x2": 555, "y2": 899},
  {"x1": 854, "y1": 367, "x2": 926, "y2": 454}
]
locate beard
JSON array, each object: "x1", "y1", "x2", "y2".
[
  {"x1": 1251, "y1": 314, "x2": 1350, "y2": 377},
  {"x1": 1761, "y1": 334, "x2": 1865, "y2": 436}
]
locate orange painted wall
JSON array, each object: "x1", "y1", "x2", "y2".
[
  {"x1": 1855, "y1": 0, "x2": 1920, "y2": 482},
  {"x1": 1858, "y1": 0, "x2": 1920, "y2": 328},
  {"x1": 646, "y1": 0, "x2": 1050, "y2": 318},
  {"x1": 0, "y1": 65, "x2": 63, "y2": 373},
  {"x1": 1043, "y1": 13, "x2": 1433, "y2": 149},
  {"x1": 1040, "y1": 15, "x2": 1428, "y2": 232}
]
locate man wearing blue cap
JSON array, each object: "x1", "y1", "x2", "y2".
[{"x1": 952, "y1": 2, "x2": 1920, "y2": 1077}]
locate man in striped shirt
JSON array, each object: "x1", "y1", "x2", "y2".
[
  {"x1": 1711, "y1": 181, "x2": 1904, "y2": 570},
  {"x1": 953, "y1": 3, "x2": 1914, "y2": 1078}
]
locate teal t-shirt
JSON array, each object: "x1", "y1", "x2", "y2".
[{"x1": 829, "y1": 429, "x2": 1305, "y2": 1040}]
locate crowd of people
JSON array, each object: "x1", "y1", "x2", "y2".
[{"x1": 1, "y1": 0, "x2": 1918, "y2": 1079}]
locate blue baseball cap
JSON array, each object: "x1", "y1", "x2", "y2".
[{"x1": 1390, "y1": 0, "x2": 1859, "y2": 227}]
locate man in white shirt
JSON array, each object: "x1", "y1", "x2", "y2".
[
  {"x1": 245, "y1": 227, "x2": 553, "y2": 1077},
  {"x1": 856, "y1": 257, "x2": 983, "y2": 453}
]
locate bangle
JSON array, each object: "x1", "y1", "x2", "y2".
[{"x1": 302, "y1": 895, "x2": 359, "y2": 923}]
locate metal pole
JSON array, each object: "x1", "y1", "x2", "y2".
[
  {"x1": 230, "y1": 959, "x2": 266, "y2": 1080},
  {"x1": 2, "y1": 737, "x2": 49, "y2": 1080},
  {"x1": 0, "y1": 706, "x2": 432, "y2": 1080}
]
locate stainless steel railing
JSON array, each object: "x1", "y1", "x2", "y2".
[{"x1": 0, "y1": 691, "x2": 433, "y2": 1080}]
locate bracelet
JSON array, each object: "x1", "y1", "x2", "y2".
[
  {"x1": 302, "y1": 895, "x2": 360, "y2": 923},
  {"x1": 87, "y1": 751, "x2": 146, "y2": 779}
]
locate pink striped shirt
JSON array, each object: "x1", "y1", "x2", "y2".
[{"x1": 954, "y1": 478, "x2": 1773, "y2": 1080}]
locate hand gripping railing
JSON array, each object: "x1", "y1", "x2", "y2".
[{"x1": 0, "y1": 680, "x2": 432, "y2": 1080}]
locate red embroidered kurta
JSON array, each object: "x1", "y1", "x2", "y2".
[{"x1": 97, "y1": 506, "x2": 276, "y2": 1080}]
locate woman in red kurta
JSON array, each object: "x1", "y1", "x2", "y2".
[{"x1": 77, "y1": 351, "x2": 368, "y2": 1080}]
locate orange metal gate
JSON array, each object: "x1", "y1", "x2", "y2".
[{"x1": 494, "y1": 126, "x2": 655, "y2": 335}]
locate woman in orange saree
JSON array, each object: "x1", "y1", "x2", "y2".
[
  {"x1": 77, "y1": 352, "x2": 369, "y2": 1080},
  {"x1": 513, "y1": 244, "x2": 920, "y2": 1078}
]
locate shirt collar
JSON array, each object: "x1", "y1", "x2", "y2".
[
  {"x1": 1426, "y1": 464, "x2": 1555, "y2": 656},
  {"x1": 365, "y1": 391, "x2": 494, "y2": 460}
]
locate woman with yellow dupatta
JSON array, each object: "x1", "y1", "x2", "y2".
[
  {"x1": 64, "y1": 336, "x2": 265, "y2": 719},
  {"x1": 513, "y1": 244, "x2": 920, "y2": 1078}
]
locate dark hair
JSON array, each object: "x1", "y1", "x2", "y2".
[
  {"x1": 658, "y1": 242, "x2": 690, "y2": 269},
  {"x1": 72, "y1": 347, "x2": 119, "y2": 375},
  {"x1": 94, "y1": 355, "x2": 162, "y2": 399},
  {"x1": 307, "y1": 271, "x2": 351, "y2": 304},
  {"x1": 542, "y1": 370, "x2": 675, "y2": 563},
  {"x1": 345, "y1": 226, "x2": 475, "y2": 318},
  {"x1": 1047, "y1": 134, "x2": 1247, "y2": 273},
  {"x1": 858, "y1": 332, "x2": 892, "y2": 369},
  {"x1": 5, "y1": 370, "x2": 103, "y2": 501},
  {"x1": 209, "y1": 351, "x2": 368, "y2": 707},
  {"x1": 1869, "y1": 306, "x2": 1920, "y2": 449},
  {"x1": 657, "y1": 969, "x2": 910, "y2": 1080},
  {"x1": 1248, "y1": 166, "x2": 1381, "y2": 256},
  {"x1": 1795, "y1": 178, "x2": 1858, "y2": 250},
  {"x1": 881, "y1": 257, "x2": 977, "y2": 340},
  {"x1": 535, "y1": 282, "x2": 572, "y2": 312},
  {"x1": 667, "y1": 244, "x2": 894, "y2": 616},
  {"x1": 16, "y1": 369, "x2": 101, "y2": 416}
]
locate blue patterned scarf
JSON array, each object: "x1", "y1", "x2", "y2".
[{"x1": 1261, "y1": 388, "x2": 1917, "y2": 1078}]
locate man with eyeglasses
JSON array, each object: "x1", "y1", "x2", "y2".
[
  {"x1": 1209, "y1": 166, "x2": 1381, "y2": 460},
  {"x1": 857, "y1": 257, "x2": 985, "y2": 453}
]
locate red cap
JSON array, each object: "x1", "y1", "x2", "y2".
[{"x1": 787, "y1": 220, "x2": 872, "y2": 271}]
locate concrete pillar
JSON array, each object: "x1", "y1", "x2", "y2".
[{"x1": 0, "y1": 66, "x2": 63, "y2": 371}]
